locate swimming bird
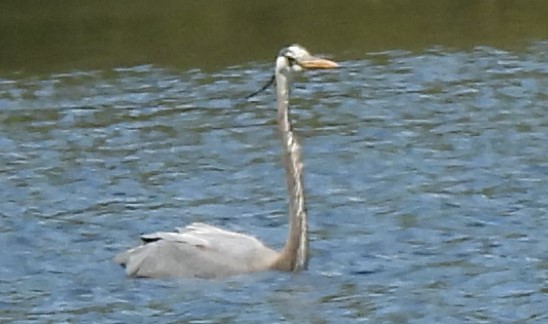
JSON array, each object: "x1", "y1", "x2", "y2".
[{"x1": 114, "y1": 44, "x2": 338, "y2": 278}]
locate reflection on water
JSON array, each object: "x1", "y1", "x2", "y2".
[
  {"x1": 1, "y1": 41, "x2": 547, "y2": 322},
  {"x1": 1, "y1": 0, "x2": 548, "y2": 74}
]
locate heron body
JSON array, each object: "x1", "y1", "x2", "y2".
[{"x1": 114, "y1": 45, "x2": 338, "y2": 278}]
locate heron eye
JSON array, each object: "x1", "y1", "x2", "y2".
[{"x1": 285, "y1": 56, "x2": 297, "y2": 66}]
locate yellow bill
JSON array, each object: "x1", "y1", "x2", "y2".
[{"x1": 299, "y1": 57, "x2": 339, "y2": 69}]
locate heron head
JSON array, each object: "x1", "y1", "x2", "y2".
[
  {"x1": 276, "y1": 44, "x2": 338, "y2": 76},
  {"x1": 246, "y1": 44, "x2": 337, "y2": 100}
]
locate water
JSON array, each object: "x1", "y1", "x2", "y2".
[{"x1": 1, "y1": 41, "x2": 547, "y2": 322}]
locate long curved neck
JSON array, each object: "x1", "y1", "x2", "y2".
[{"x1": 274, "y1": 71, "x2": 309, "y2": 272}]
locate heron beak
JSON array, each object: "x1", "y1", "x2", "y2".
[{"x1": 299, "y1": 57, "x2": 338, "y2": 69}]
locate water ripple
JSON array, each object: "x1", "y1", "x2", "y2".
[{"x1": 1, "y1": 43, "x2": 547, "y2": 322}]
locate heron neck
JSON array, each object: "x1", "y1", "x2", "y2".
[{"x1": 274, "y1": 72, "x2": 309, "y2": 272}]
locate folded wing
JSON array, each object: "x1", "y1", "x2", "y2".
[{"x1": 114, "y1": 223, "x2": 280, "y2": 278}]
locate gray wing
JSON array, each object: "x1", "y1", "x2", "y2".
[{"x1": 114, "y1": 223, "x2": 280, "y2": 278}]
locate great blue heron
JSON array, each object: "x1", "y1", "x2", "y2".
[{"x1": 114, "y1": 44, "x2": 338, "y2": 278}]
